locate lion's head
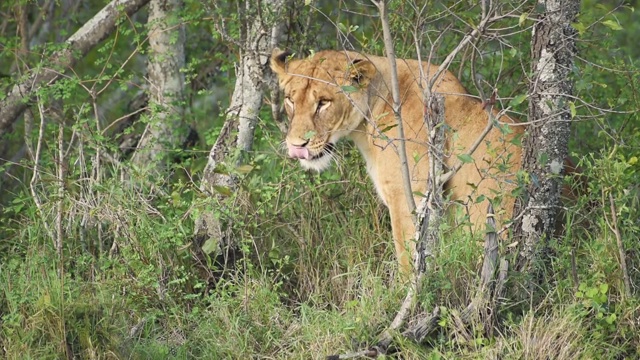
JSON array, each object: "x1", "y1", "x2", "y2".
[{"x1": 270, "y1": 49, "x2": 377, "y2": 171}]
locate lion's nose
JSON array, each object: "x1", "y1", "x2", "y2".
[{"x1": 287, "y1": 140, "x2": 310, "y2": 159}]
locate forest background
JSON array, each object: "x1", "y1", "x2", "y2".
[{"x1": 0, "y1": 0, "x2": 639, "y2": 358}]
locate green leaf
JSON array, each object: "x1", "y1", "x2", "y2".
[
  {"x1": 457, "y1": 154, "x2": 474, "y2": 164},
  {"x1": 213, "y1": 164, "x2": 229, "y2": 175},
  {"x1": 201, "y1": 238, "x2": 218, "y2": 255},
  {"x1": 412, "y1": 191, "x2": 426, "y2": 198},
  {"x1": 569, "y1": 101, "x2": 576, "y2": 119},
  {"x1": 304, "y1": 130, "x2": 316, "y2": 139},
  {"x1": 519, "y1": 12, "x2": 528, "y2": 27},
  {"x1": 213, "y1": 185, "x2": 233, "y2": 196},
  {"x1": 602, "y1": 20, "x2": 623, "y2": 31},
  {"x1": 378, "y1": 123, "x2": 397, "y2": 133},
  {"x1": 510, "y1": 133, "x2": 522, "y2": 146},
  {"x1": 341, "y1": 85, "x2": 359, "y2": 93},
  {"x1": 413, "y1": 151, "x2": 422, "y2": 164},
  {"x1": 236, "y1": 164, "x2": 254, "y2": 174},
  {"x1": 497, "y1": 122, "x2": 514, "y2": 135},
  {"x1": 509, "y1": 94, "x2": 527, "y2": 107},
  {"x1": 599, "y1": 283, "x2": 609, "y2": 294},
  {"x1": 572, "y1": 22, "x2": 586, "y2": 35}
]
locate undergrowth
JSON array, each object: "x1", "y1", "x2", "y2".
[
  {"x1": 1, "y1": 2, "x2": 639, "y2": 357},
  {"x1": 1, "y1": 135, "x2": 638, "y2": 359}
]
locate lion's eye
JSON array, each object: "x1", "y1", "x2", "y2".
[
  {"x1": 284, "y1": 97, "x2": 294, "y2": 111},
  {"x1": 316, "y1": 99, "x2": 331, "y2": 114}
]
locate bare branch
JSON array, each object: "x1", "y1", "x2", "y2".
[
  {"x1": 30, "y1": 98, "x2": 54, "y2": 241},
  {"x1": 0, "y1": 0, "x2": 151, "y2": 138},
  {"x1": 604, "y1": 191, "x2": 632, "y2": 298},
  {"x1": 439, "y1": 107, "x2": 500, "y2": 184},
  {"x1": 372, "y1": 0, "x2": 417, "y2": 215}
]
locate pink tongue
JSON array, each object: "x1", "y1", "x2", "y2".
[{"x1": 288, "y1": 145, "x2": 309, "y2": 159}]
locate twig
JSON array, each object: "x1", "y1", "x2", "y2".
[
  {"x1": 30, "y1": 98, "x2": 54, "y2": 241},
  {"x1": 493, "y1": 259, "x2": 509, "y2": 305},
  {"x1": 325, "y1": 349, "x2": 378, "y2": 360},
  {"x1": 0, "y1": 0, "x2": 152, "y2": 138},
  {"x1": 376, "y1": 284, "x2": 416, "y2": 349},
  {"x1": 439, "y1": 109, "x2": 497, "y2": 184},
  {"x1": 426, "y1": 6, "x2": 496, "y2": 93},
  {"x1": 56, "y1": 117, "x2": 65, "y2": 262},
  {"x1": 605, "y1": 191, "x2": 632, "y2": 298},
  {"x1": 372, "y1": 0, "x2": 417, "y2": 215},
  {"x1": 55, "y1": 114, "x2": 69, "y2": 359}
]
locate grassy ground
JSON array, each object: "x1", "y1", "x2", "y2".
[{"x1": 0, "y1": 144, "x2": 638, "y2": 359}]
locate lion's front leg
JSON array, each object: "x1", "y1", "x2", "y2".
[{"x1": 387, "y1": 199, "x2": 417, "y2": 277}]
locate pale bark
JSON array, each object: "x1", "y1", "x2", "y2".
[
  {"x1": 514, "y1": 0, "x2": 579, "y2": 270},
  {"x1": 372, "y1": 0, "x2": 416, "y2": 215},
  {"x1": 0, "y1": 0, "x2": 150, "y2": 139},
  {"x1": 194, "y1": 0, "x2": 287, "y2": 264},
  {"x1": 131, "y1": 0, "x2": 187, "y2": 171}
]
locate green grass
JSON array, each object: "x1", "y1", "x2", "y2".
[{"x1": 0, "y1": 144, "x2": 639, "y2": 359}]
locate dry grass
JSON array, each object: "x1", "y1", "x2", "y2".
[{"x1": 516, "y1": 311, "x2": 591, "y2": 360}]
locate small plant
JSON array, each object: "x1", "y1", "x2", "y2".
[{"x1": 575, "y1": 282, "x2": 618, "y2": 338}]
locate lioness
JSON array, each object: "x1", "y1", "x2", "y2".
[{"x1": 271, "y1": 49, "x2": 523, "y2": 274}]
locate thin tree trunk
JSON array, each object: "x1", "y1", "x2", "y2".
[
  {"x1": 372, "y1": 0, "x2": 417, "y2": 216},
  {"x1": 131, "y1": 0, "x2": 187, "y2": 171},
  {"x1": 193, "y1": 0, "x2": 287, "y2": 269},
  {"x1": 514, "y1": 0, "x2": 579, "y2": 271},
  {"x1": 0, "y1": 0, "x2": 150, "y2": 139}
]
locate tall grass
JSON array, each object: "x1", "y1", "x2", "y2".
[{"x1": 0, "y1": 136, "x2": 638, "y2": 359}]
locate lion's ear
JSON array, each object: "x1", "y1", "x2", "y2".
[
  {"x1": 270, "y1": 48, "x2": 292, "y2": 77},
  {"x1": 350, "y1": 58, "x2": 376, "y2": 86}
]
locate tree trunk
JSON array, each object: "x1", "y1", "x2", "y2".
[
  {"x1": 513, "y1": 0, "x2": 579, "y2": 271},
  {"x1": 131, "y1": 0, "x2": 187, "y2": 172},
  {"x1": 193, "y1": 0, "x2": 287, "y2": 270},
  {"x1": 0, "y1": 0, "x2": 151, "y2": 139}
]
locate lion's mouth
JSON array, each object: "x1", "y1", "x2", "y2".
[
  {"x1": 309, "y1": 143, "x2": 335, "y2": 161},
  {"x1": 295, "y1": 143, "x2": 336, "y2": 172},
  {"x1": 288, "y1": 142, "x2": 335, "y2": 161}
]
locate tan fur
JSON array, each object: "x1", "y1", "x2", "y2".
[{"x1": 271, "y1": 49, "x2": 523, "y2": 274}]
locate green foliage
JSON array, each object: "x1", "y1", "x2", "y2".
[{"x1": 0, "y1": 0, "x2": 639, "y2": 358}]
